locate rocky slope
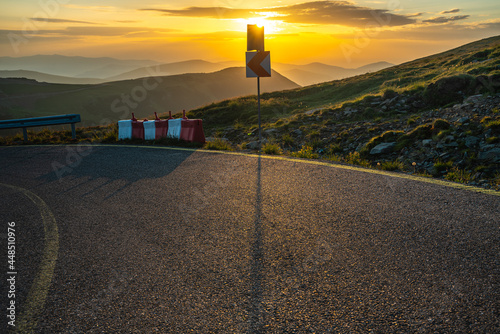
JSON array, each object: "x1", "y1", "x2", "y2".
[{"x1": 212, "y1": 86, "x2": 500, "y2": 190}]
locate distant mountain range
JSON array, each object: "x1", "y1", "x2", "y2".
[
  {"x1": 0, "y1": 70, "x2": 105, "y2": 85},
  {"x1": 0, "y1": 55, "x2": 394, "y2": 86},
  {"x1": 0, "y1": 67, "x2": 299, "y2": 126},
  {"x1": 273, "y1": 61, "x2": 394, "y2": 86},
  {"x1": 0, "y1": 55, "x2": 158, "y2": 79}
]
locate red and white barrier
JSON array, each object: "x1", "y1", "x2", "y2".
[
  {"x1": 118, "y1": 120, "x2": 132, "y2": 140},
  {"x1": 143, "y1": 120, "x2": 156, "y2": 140},
  {"x1": 131, "y1": 113, "x2": 146, "y2": 140},
  {"x1": 118, "y1": 110, "x2": 205, "y2": 143}
]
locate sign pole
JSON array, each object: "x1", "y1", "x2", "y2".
[
  {"x1": 246, "y1": 24, "x2": 270, "y2": 151},
  {"x1": 257, "y1": 76, "x2": 261, "y2": 150}
]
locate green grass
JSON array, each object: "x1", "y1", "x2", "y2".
[
  {"x1": 433, "y1": 160, "x2": 454, "y2": 175},
  {"x1": 203, "y1": 138, "x2": 233, "y2": 151},
  {"x1": 380, "y1": 160, "x2": 405, "y2": 171},
  {"x1": 445, "y1": 167, "x2": 473, "y2": 184}
]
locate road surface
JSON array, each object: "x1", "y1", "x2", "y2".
[{"x1": 0, "y1": 145, "x2": 498, "y2": 333}]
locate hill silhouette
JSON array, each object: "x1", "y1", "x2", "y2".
[
  {"x1": 0, "y1": 70, "x2": 105, "y2": 85},
  {"x1": 105, "y1": 60, "x2": 229, "y2": 82}
]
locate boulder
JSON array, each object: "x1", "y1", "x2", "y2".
[
  {"x1": 370, "y1": 142, "x2": 396, "y2": 155},
  {"x1": 478, "y1": 148, "x2": 500, "y2": 163},
  {"x1": 422, "y1": 139, "x2": 433, "y2": 147},
  {"x1": 465, "y1": 136, "x2": 480, "y2": 148}
]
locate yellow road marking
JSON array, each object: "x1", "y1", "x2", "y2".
[
  {"x1": 0, "y1": 183, "x2": 59, "y2": 333},
  {"x1": 89, "y1": 144, "x2": 500, "y2": 197},
  {"x1": 3, "y1": 144, "x2": 499, "y2": 197}
]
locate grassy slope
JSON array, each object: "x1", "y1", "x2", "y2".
[{"x1": 187, "y1": 35, "x2": 500, "y2": 134}]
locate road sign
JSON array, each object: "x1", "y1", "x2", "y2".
[
  {"x1": 247, "y1": 24, "x2": 264, "y2": 51},
  {"x1": 246, "y1": 51, "x2": 271, "y2": 78}
]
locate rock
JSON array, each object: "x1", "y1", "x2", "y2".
[
  {"x1": 458, "y1": 117, "x2": 470, "y2": 124},
  {"x1": 444, "y1": 135, "x2": 455, "y2": 143},
  {"x1": 422, "y1": 139, "x2": 433, "y2": 147},
  {"x1": 480, "y1": 143, "x2": 496, "y2": 151},
  {"x1": 465, "y1": 94, "x2": 483, "y2": 104},
  {"x1": 370, "y1": 142, "x2": 396, "y2": 155},
  {"x1": 478, "y1": 148, "x2": 500, "y2": 162},
  {"x1": 445, "y1": 142, "x2": 459, "y2": 147},
  {"x1": 465, "y1": 136, "x2": 480, "y2": 148},
  {"x1": 343, "y1": 107, "x2": 359, "y2": 116},
  {"x1": 246, "y1": 139, "x2": 267, "y2": 150},
  {"x1": 293, "y1": 129, "x2": 303, "y2": 136}
]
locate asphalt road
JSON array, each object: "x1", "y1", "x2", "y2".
[{"x1": 0, "y1": 145, "x2": 499, "y2": 333}]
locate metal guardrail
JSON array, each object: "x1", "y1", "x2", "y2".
[{"x1": 0, "y1": 114, "x2": 81, "y2": 141}]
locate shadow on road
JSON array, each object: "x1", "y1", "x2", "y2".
[
  {"x1": 37, "y1": 146, "x2": 194, "y2": 199},
  {"x1": 249, "y1": 154, "x2": 264, "y2": 333}
]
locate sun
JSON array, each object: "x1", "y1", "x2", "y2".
[
  {"x1": 248, "y1": 17, "x2": 267, "y2": 29},
  {"x1": 246, "y1": 16, "x2": 283, "y2": 34}
]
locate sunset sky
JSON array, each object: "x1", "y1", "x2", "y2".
[{"x1": 1, "y1": 0, "x2": 499, "y2": 67}]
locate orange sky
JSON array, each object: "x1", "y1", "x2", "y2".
[{"x1": 1, "y1": 1, "x2": 499, "y2": 67}]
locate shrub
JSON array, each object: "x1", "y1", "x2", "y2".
[
  {"x1": 383, "y1": 89, "x2": 398, "y2": 100},
  {"x1": 486, "y1": 136, "x2": 499, "y2": 144},
  {"x1": 432, "y1": 119, "x2": 451, "y2": 132},
  {"x1": 345, "y1": 152, "x2": 371, "y2": 167},
  {"x1": 291, "y1": 145, "x2": 319, "y2": 159},
  {"x1": 281, "y1": 133, "x2": 294, "y2": 146},
  {"x1": 445, "y1": 167, "x2": 473, "y2": 184},
  {"x1": 380, "y1": 160, "x2": 404, "y2": 171},
  {"x1": 327, "y1": 143, "x2": 343, "y2": 154},
  {"x1": 262, "y1": 142, "x2": 282, "y2": 155},
  {"x1": 204, "y1": 138, "x2": 233, "y2": 151},
  {"x1": 433, "y1": 160, "x2": 453, "y2": 175},
  {"x1": 406, "y1": 123, "x2": 433, "y2": 140},
  {"x1": 483, "y1": 119, "x2": 500, "y2": 134}
]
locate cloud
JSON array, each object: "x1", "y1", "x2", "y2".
[
  {"x1": 30, "y1": 18, "x2": 99, "y2": 25},
  {"x1": 440, "y1": 9, "x2": 460, "y2": 15},
  {"x1": 3, "y1": 27, "x2": 177, "y2": 38},
  {"x1": 406, "y1": 13, "x2": 423, "y2": 18},
  {"x1": 423, "y1": 15, "x2": 470, "y2": 24},
  {"x1": 141, "y1": 1, "x2": 416, "y2": 28}
]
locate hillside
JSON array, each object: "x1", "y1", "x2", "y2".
[
  {"x1": 189, "y1": 35, "x2": 500, "y2": 132},
  {"x1": 0, "y1": 67, "x2": 299, "y2": 126}
]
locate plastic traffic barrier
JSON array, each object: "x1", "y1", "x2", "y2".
[
  {"x1": 131, "y1": 113, "x2": 146, "y2": 140},
  {"x1": 143, "y1": 120, "x2": 156, "y2": 140},
  {"x1": 167, "y1": 118, "x2": 182, "y2": 139},
  {"x1": 118, "y1": 120, "x2": 132, "y2": 140},
  {"x1": 154, "y1": 112, "x2": 170, "y2": 140},
  {"x1": 180, "y1": 119, "x2": 206, "y2": 143}
]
